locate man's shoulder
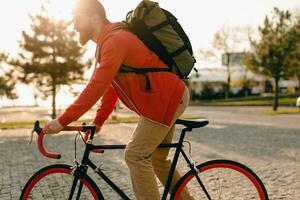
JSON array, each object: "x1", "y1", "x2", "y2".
[{"x1": 103, "y1": 26, "x2": 138, "y2": 47}]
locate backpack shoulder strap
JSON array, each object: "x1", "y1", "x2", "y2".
[
  {"x1": 119, "y1": 64, "x2": 171, "y2": 91},
  {"x1": 99, "y1": 24, "x2": 126, "y2": 46}
]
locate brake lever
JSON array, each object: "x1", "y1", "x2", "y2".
[
  {"x1": 29, "y1": 121, "x2": 42, "y2": 145},
  {"x1": 29, "y1": 129, "x2": 34, "y2": 145}
]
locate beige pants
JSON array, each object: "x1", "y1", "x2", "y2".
[{"x1": 124, "y1": 86, "x2": 193, "y2": 200}]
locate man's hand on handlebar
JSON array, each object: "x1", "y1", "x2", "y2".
[
  {"x1": 33, "y1": 120, "x2": 104, "y2": 159},
  {"x1": 44, "y1": 119, "x2": 101, "y2": 135},
  {"x1": 44, "y1": 119, "x2": 64, "y2": 134}
]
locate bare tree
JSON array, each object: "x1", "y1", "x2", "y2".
[{"x1": 199, "y1": 25, "x2": 250, "y2": 99}]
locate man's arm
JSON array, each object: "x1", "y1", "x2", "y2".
[
  {"x1": 93, "y1": 85, "x2": 119, "y2": 129},
  {"x1": 45, "y1": 35, "x2": 127, "y2": 133}
]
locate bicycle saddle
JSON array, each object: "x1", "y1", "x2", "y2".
[{"x1": 175, "y1": 118, "x2": 209, "y2": 129}]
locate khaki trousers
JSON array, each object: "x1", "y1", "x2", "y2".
[{"x1": 124, "y1": 86, "x2": 193, "y2": 200}]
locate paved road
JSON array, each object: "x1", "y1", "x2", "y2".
[
  {"x1": 0, "y1": 106, "x2": 299, "y2": 199},
  {"x1": 186, "y1": 106, "x2": 300, "y2": 130}
]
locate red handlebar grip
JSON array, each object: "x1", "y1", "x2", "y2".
[
  {"x1": 37, "y1": 130, "x2": 61, "y2": 159},
  {"x1": 36, "y1": 125, "x2": 97, "y2": 158}
]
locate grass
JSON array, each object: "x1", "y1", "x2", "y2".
[
  {"x1": 0, "y1": 117, "x2": 139, "y2": 129},
  {"x1": 0, "y1": 121, "x2": 38, "y2": 129},
  {"x1": 0, "y1": 115, "x2": 201, "y2": 129},
  {"x1": 193, "y1": 96, "x2": 298, "y2": 107}
]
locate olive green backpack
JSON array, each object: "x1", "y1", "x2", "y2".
[{"x1": 116, "y1": 0, "x2": 196, "y2": 89}]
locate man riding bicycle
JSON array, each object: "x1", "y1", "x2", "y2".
[{"x1": 45, "y1": 0, "x2": 193, "y2": 199}]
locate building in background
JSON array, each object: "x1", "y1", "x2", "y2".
[{"x1": 189, "y1": 52, "x2": 299, "y2": 100}]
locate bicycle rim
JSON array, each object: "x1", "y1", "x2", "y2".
[
  {"x1": 20, "y1": 164, "x2": 102, "y2": 200},
  {"x1": 171, "y1": 160, "x2": 268, "y2": 200}
]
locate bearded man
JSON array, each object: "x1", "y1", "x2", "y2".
[{"x1": 45, "y1": 0, "x2": 193, "y2": 199}]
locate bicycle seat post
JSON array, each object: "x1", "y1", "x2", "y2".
[{"x1": 178, "y1": 127, "x2": 191, "y2": 144}]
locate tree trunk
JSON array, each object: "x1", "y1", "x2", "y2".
[
  {"x1": 225, "y1": 75, "x2": 231, "y2": 99},
  {"x1": 273, "y1": 77, "x2": 279, "y2": 111},
  {"x1": 297, "y1": 74, "x2": 300, "y2": 93},
  {"x1": 225, "y1": 54, "x2": 231, "y2": 99},
  {"x1": 51, "y1": 78, "x2": 57, "y2": 119},
  {"x1": 243, "y1": 69, "x2": 249, "y2": 97},
  {"x1": 244, "y1": 85, "x2": 249, "y2": 97}
]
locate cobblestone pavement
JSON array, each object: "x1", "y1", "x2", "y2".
[{"x1": 0, "y1": 118, "x2": 299, "y2": 199}]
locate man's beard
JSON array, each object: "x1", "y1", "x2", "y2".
[{"x1": 79, "y1": 26, "x2": 94, "y2": 46}]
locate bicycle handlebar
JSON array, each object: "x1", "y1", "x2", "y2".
[
  {"x1": 37, "y1": 128, "x2": 61, "y2": 159},
  {"x1": 32, "y1": 121, "x2": 99, "y2": 159}
]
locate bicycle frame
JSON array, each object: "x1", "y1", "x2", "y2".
[
  {"x1": 69, "y1": 127, "x2": 208, "y2": 200},
  {"x1": 32, "y1": 120, "x2": 210, "y2": 200},
  {"x1": 27, "y1": 119, "x2": 269, "y2": 200}
]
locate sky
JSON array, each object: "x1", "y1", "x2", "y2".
[{"x1": 0, "y1": 0, "x2": 299, "y2": 106}]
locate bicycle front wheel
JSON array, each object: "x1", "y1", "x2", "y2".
[
  {"x1": 20, "y1": 164, "x2": 102, "y2": 200},
  {"x1": 171, "y1": 160, "x2": 268, "y2": 200}
]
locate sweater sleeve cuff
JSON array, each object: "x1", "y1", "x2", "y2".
[{"x1": 58, "y1": 114, "x2": 74, "y2": 127}]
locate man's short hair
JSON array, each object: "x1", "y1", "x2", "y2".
[{"x1": 73, "y1": 0, "x2": 107, "y2": 19}]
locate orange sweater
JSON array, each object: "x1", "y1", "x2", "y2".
[{"x1": 58, "y1": 23, "x2": 185, "y2": 127}]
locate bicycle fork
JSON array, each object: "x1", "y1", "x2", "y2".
[
  {"x1": 68, "y1": 138, "x2": 92, "y2": 200},
  {"x1": 68, "y1": 164, "x2": 87, "y2": 200}
]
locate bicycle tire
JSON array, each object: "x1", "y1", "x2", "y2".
[
  {"x1": 171, "y1": 159, "x2": 268, "y2": 200},
  {"x1": 19, "y1": 164, "x2": 103, "y2": 200}
]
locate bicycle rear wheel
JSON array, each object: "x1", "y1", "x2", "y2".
[
  {"x1": 20, "y1": 164, "x2": 102, "y2": 200},
  {"x1": 171, "y1": 160, "x2": 268, "y2": 200}
]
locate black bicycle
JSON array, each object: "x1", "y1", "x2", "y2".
[{"x1": 20, "y1": 119, "x2": 269, "y2": 200}]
